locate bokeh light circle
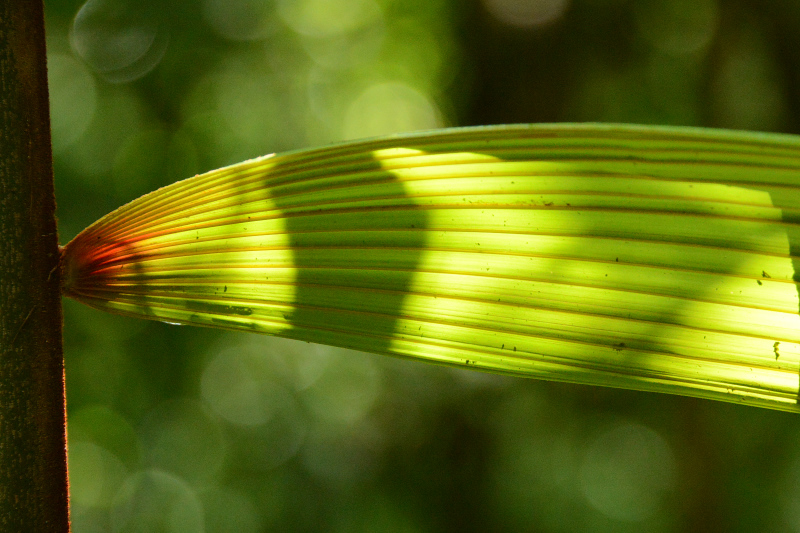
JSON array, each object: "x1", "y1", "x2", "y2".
[
  {"x1": 46, "y1": 53, "x2": 97, "y2": 152},
  {"x1": 482, "y1": 0, "x2": 570, "y2": 28},
  {"x1": 68, "y1": 441, "x2": 129, "y2": 509},
  {"x1": 634, "y1": 0, "x2": 719, "y2": 55},
  {"x1": 111, "y1": 470, "x2": 204, "y2": 533},
  {"x1": 71, "y1": 0, "x2": 168, "y2": 83},
  {"x1": 343, "y1": 82, "x2": 442, "y2": 139},
  {"x1": 580, "y1": 421, "x2": 676, "y2": 522},
  {"x1": 201, "y1": 348, "x2": 290, "y2": 427},
  {"x1": 277, "y1": 0, "x2": 382, "y2": 38},
  {"x1": 138, "y1": 399, "x2": 227, "y2": 485},
  {"x1": 202, "y1": 0, "x2": 276, "y2": 41}
]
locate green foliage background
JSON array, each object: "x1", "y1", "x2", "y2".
[{"x1": 46, "y1": 0, "x2": 800, "y2": 530}]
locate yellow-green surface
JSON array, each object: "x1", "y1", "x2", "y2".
[{"x1": 62, "y1": 123, "x2": 800, "y2": 411}]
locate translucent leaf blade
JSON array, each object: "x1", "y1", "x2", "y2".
[{"x1": 62, "y1": 123, "x2": 800, "y2": 411}]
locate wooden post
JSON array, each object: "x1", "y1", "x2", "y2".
[{"x1": 0, "y1": 0, "x2": 70, "y2": 530}]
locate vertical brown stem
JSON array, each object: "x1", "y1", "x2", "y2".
[{"x1": 0, "y1": 0, "x2": 70, "y2": 531}]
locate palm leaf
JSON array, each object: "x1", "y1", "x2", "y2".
[{"x1": 61, "y1": 123, "x2": 800, "y2": 411}]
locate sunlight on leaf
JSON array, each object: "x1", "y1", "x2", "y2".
[{"x1": 62, "y1": 123, "x2": 800, "y2": 411}]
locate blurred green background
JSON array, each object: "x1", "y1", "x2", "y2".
[{"x1": 45, "y1": 0, "x2": 800, "y2": 531}]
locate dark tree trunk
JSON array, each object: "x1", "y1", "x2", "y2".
[{"x1": 0, "y1": 0, "x2": 70, "y2": 530}]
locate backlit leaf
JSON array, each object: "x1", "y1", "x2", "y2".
[{"x1": 62, "y1": 123, "x2": 800, "y2": 411}]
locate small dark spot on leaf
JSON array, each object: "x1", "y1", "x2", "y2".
[
  {"x1": 186, "y1": 301, "x2": 253, "y2": 316},
  {"x1": 757, "y1": 280, "x2": 763, "y2": 286},
  {"x1": 762, "y1": 270, "x2": 771, "y2": 278},
  {"x1": 212, "y1": 317, "x2": 256, "y2": 329}
]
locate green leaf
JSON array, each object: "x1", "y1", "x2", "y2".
[{"x1": 62, "y1": 123, "x2": 800, "y2": 411}]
